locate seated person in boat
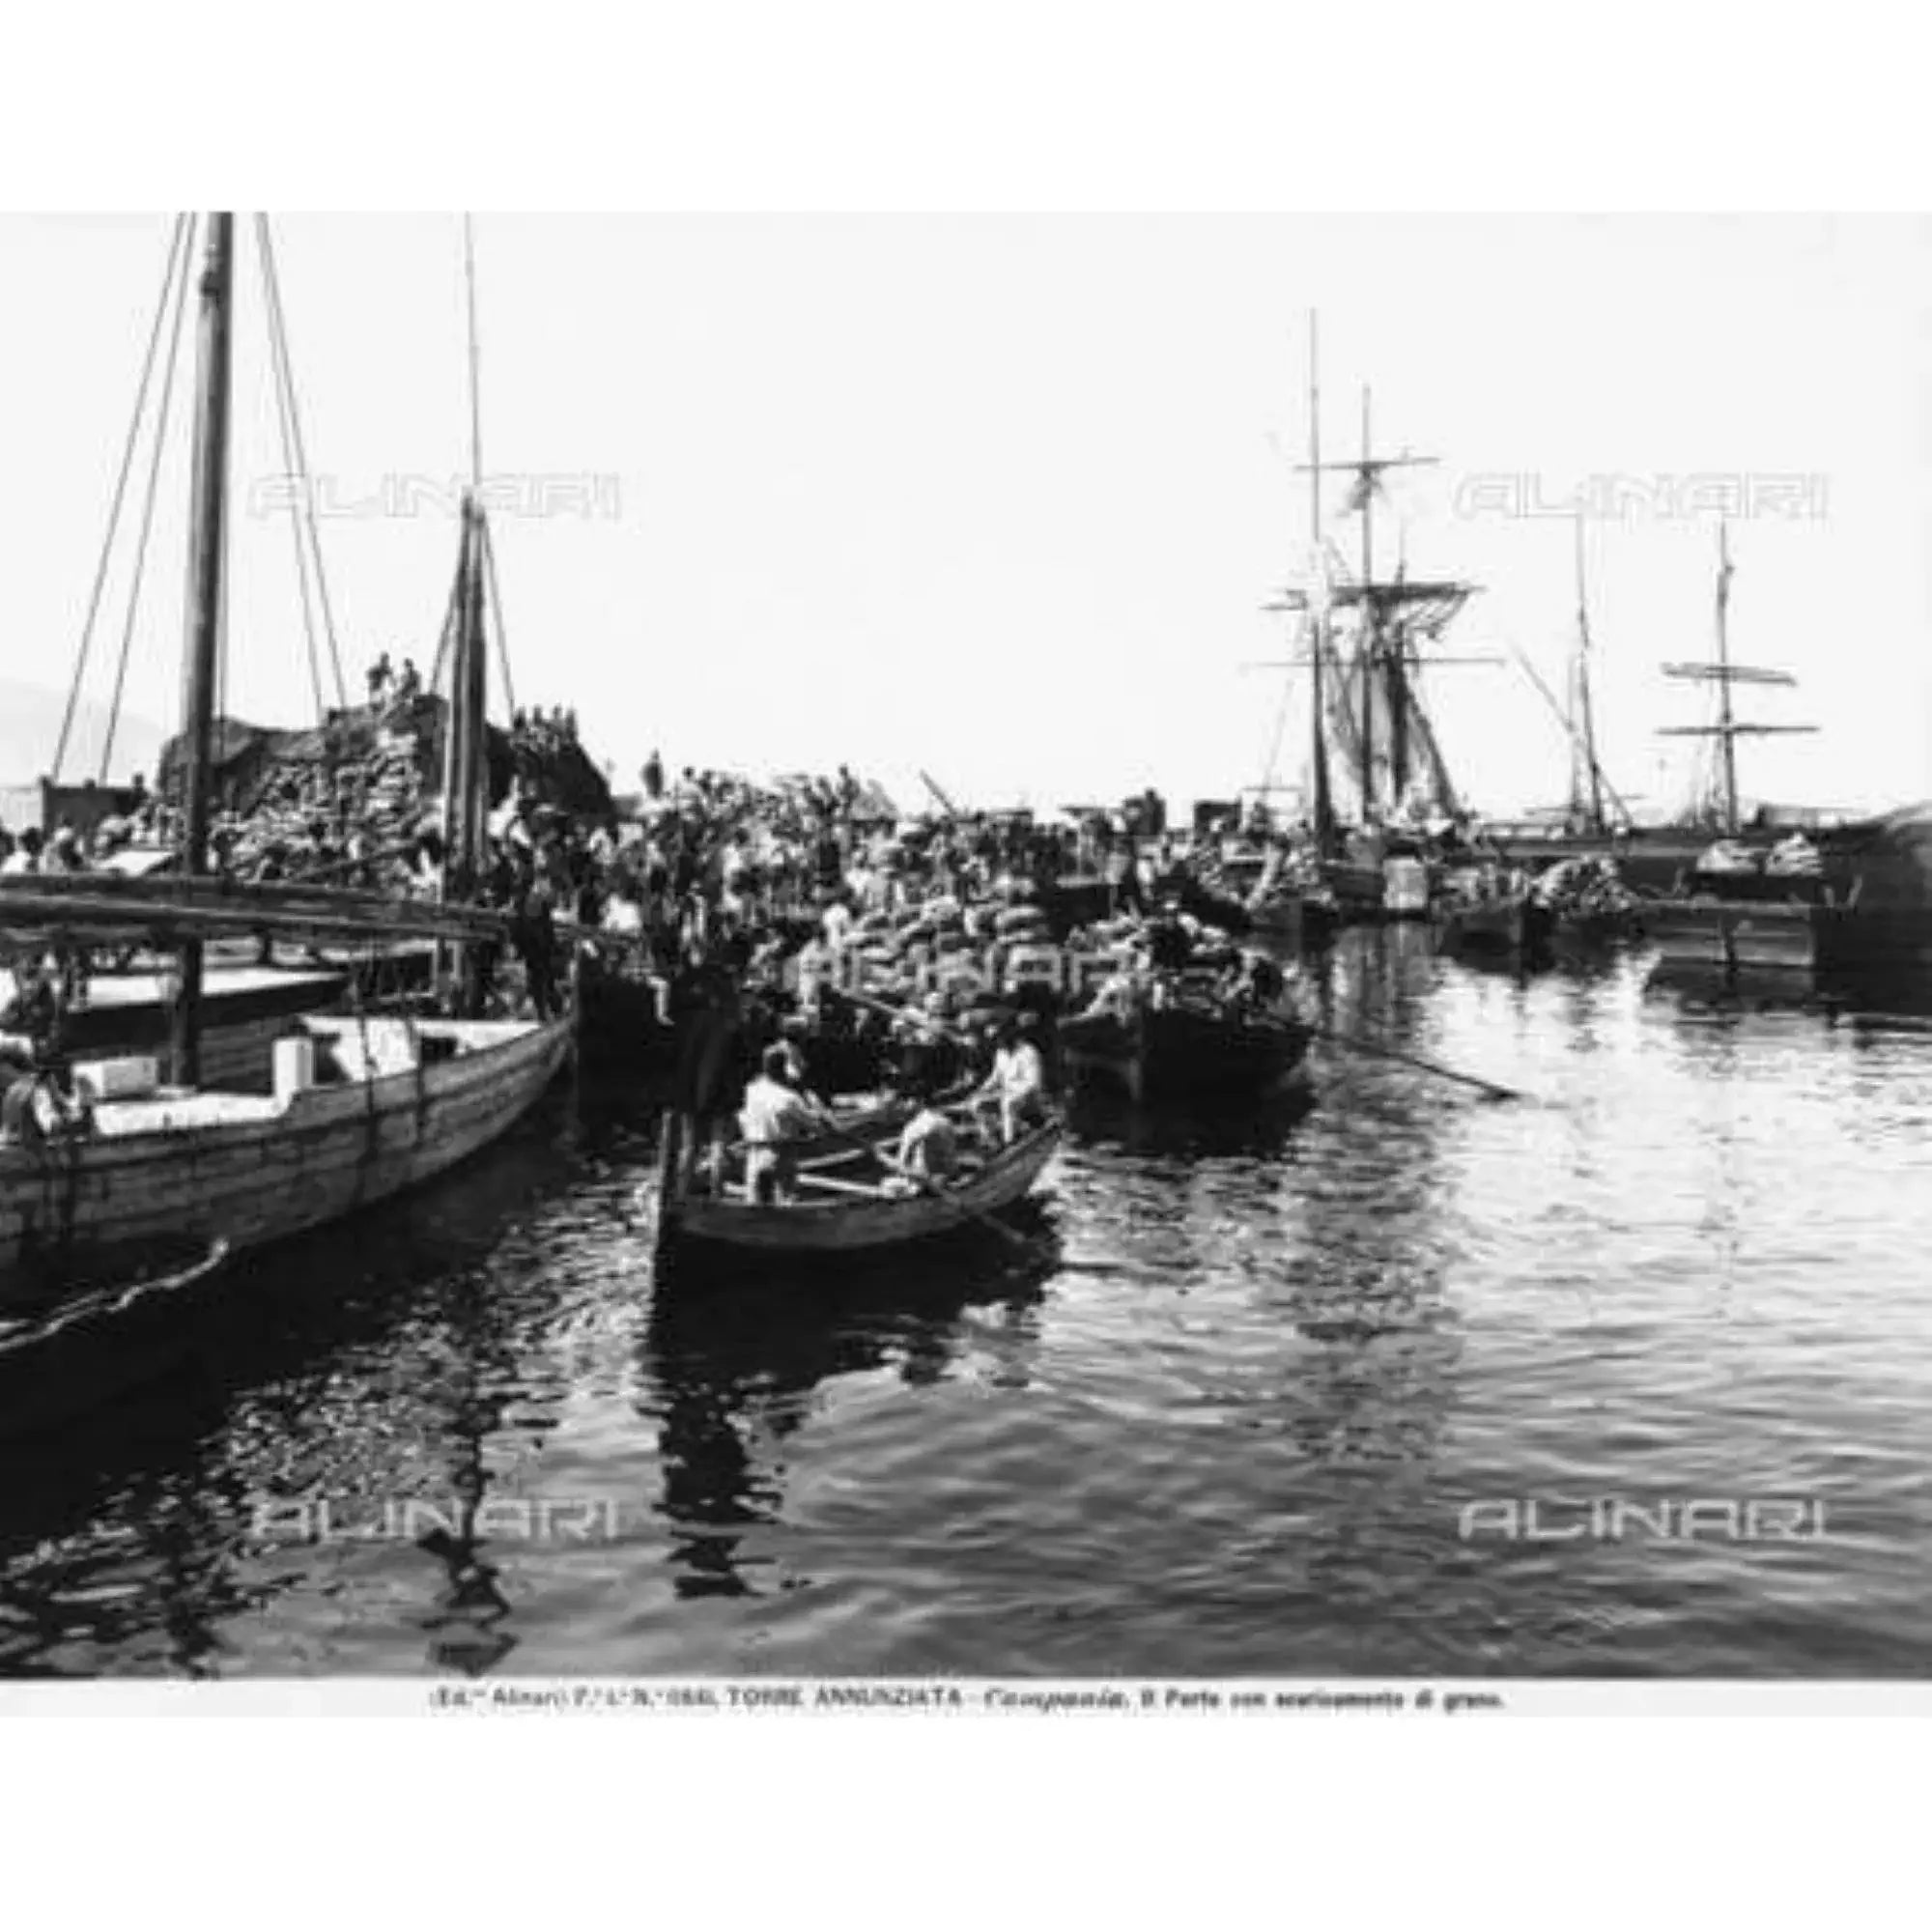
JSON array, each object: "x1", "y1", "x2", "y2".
[
  {"x1": 740, "y1": 1044, "x2": 833, "y2": 1205},
  {"x1": 895, "y1": 992, "x2": 968, "y2": 1096},
  {"x1": 1218, "y1": 949, "x2": 1284, "y2": 1018},
  {"x1": 893, "y1": 1078, "x2": 963, "y2": 1187},
  {"x1": 975, "y1": 1014, "x2": 1048, "y2": 1144}
]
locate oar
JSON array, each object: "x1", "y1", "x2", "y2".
[
  {"x1": 1309, "y1": 1020, "x2": 1533, "y2": 1103},
  {"x1": 810, "y1": 1111, "x2": 1051, "y2": 1260}
]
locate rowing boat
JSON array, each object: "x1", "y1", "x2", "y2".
[{"x1": 652, "y1": 1111, "x2": 1063, "y2": 1261}]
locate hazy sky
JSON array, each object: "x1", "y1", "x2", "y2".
[{"x1": 4, "y1": 213, "x2": 1928, "y2": 817}]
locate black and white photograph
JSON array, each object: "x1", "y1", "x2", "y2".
[
  {"x1": 11, "y1": 10, "x2": 1930, "y2": 1925},
  {"x1": 2, "y1": 203, "x2": 1926, "y2": 1707}
]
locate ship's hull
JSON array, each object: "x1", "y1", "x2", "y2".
[
  {"x1": 1643, "y1": 895, "x2": 1829, "y2": 980},
  {"x1": 1437, "y1": 895, "x2": 1553, "y2": 958},
  {"x1": 0, "y1": 1014, "x2": 573, "y2": 1283},
  {"x1": 1058, "y1": 1004, "x2": 1311, "y2": 1103}
]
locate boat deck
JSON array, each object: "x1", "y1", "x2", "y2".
[{"x1": 67, "y1": 962, "x2": 344, "y2": 1015}]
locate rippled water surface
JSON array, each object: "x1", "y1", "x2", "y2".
[{"x1": 4, "y1": 927, "x2": 1930, "y2": 1679}]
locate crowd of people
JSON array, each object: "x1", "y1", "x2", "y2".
[{"x1": 0, "y1": 700, "x2": 1300, "y2": 1181}]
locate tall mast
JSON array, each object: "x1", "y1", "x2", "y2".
[
  {"x1": 1573, "y1": 510, "x2": 1606, "y2": 830},
  {"x1": 1282, "y1": 355, "x2": 1475, "y2": 823},
  {"x1": 463, "y1": 214, "x2": 485, "y2": 493},
  {"x1": 1656, "y1": 521, "x2": 1812, "y2": 824},
  {"x1": 440, "y1": 500, "x2": 490, "y2": 903},
  {"x1": 1358, "y1": 385, "x2": 1377, "y2": 819},
  {"x1": 172, "y1": 213, "x2": 236, "y2": 1089},
  {"x1": 1387, "y1": 527, "x2": 1410, "y2": 806},
  {"x1": 466, "y1": 498, "x2": 490, "y2": 881},
  {"x1": 1306, "y1": 312, "x2": 1332, "y2": 850},
  {"x1": 1715, "y1": 519, "x2": 1738, "y2": 835}
]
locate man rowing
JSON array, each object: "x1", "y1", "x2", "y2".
[{"x1": 740, "y1": 1043, "x2": 835, "y2": 1205}]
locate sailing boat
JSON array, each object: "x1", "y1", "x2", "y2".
[
  {"x1": 1257, "y1": 318, "x2": 1490, "y2": 926},
  {"x1": 1642, "y1": 523, "x2": 1833, "y2": 980},
  {"x1": 0, "y1": 214, "x2": 571, "y2": 1316},
  {"x1": 1439, "y1": 515, "x2": 1640, "y2": 958}
]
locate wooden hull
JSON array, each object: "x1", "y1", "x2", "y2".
[
  {"x1": 1644, "y1": 896, "x2": 1826, "y2": 979},
  {"x1": 0, "y1": 1014, "x2": 573, "y2": 1283},
  {"x1": 661, "y1": 1119, "x2": 1061, "y2": 1258},
  {"x1": 1437, "y1": 895, "x2": 1552, "y2": 957},
  {"x1": 574, "y1": 952, "x2": 668, "y2": 1073},
  {"x1": 1246, "y1": 892, "x2": 1341, "y2": 951},
  {"x1": 1059, "y1": 1004, "x2": 1311, "y2": 1102}
]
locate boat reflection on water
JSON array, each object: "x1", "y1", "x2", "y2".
[
  {"x1": 638, "y1": 1235, "x2": 1054, "y2": 1604},
  {"x1": 0, "y1": 1092, "x2": 583, "y2": 1676}
]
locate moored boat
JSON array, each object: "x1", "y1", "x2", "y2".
[
  {"x1": 1057, "y1": 991, "x2": 1312, "y2": 1103},
  {"x1": 0, "y1": 1014, "x2": 570, "y2": 1278},
  {"x1": 1436, "y1": 889, "x2": 1548, "y2": 959},
  {"x1": 1, "y1": 214, "x2": 572, "y2": 1312}
]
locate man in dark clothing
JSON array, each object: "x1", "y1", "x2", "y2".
[
  {"x1": 511, "y1": 875, "x2": 560, "y2": 1020},
  {"x1": 1146, "y1": 916, "x2": 1192, "y2": 973},
  {"x1": 642, "y1": 750, "x2": 665, "y2": 800},
  {"x1": 668, "y1": 951, "x2": 745, "y2": 1191}
]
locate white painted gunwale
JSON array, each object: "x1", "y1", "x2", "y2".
[
  {"x1": 667, "y1": 1121, "x2": 1061, "y2": 1254},
  {"x1": 0, "y1": 1015, "x2": 573, "y2": 1278}
]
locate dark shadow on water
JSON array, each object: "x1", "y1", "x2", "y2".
[
  {"x1": 0, "y1": 1081, "x2": 589, "y2": 1677},
  {"x1": 639, "y1": 1235, "x2": 1053, "y2": 1602},
  {"x1": 1065, "y1": 1075, "x2": 1319, "y2": 1162}
]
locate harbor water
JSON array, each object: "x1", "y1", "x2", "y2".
[{"x1": 2, "y1": 924, "x2": 1928, "y2": 1679}]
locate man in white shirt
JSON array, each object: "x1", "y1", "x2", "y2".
[
  {"x1": 895, "y1": 1093, "x2": 960, "y2": 1184},
  {"x1": 821, "y1": 897, "x2": 856, "y2": 950},
  {"x1": 739, "y1": 1045, "x2": 831, "y2": 1204},
  {"x1": 977, "y1": 1015, "x2": 1048, "y2": 1144}
]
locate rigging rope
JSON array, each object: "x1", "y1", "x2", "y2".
[
  {"x1": 479, "y1": 513, "x2": 518, "y2": 721},
  {"x1": 1256, "y1": 612, "x2": 1304, "y2": 804},
  {"x1": 99, "y1": 218, "x2": 199, "y2": 785},
  {"x1": 460, "y1": 222, "x2": 515, "y2": 717},
  {"x1": 427, "y1": 528, "x2": 468, "y2": 697},
  {"x1": 55, "y1": 214, "x2": 190, "y2": 784},
  {"x1": 256, "y1": 216, "x2": 350, "y2": 713},
  {"x1": 256, "y1": 215, "x2": 327, "y2": 724}
]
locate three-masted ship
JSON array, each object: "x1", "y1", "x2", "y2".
[{"x1": 1254, "y1": 316, "x2": 1487, "y2": 929}]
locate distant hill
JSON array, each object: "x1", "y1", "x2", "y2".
[{"x1": 0, "y1": 678, "x2": 166, "y2": 787}]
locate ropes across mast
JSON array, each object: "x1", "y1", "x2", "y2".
[
  {"x1": 54, "y1": 213, "x2": 191, "y2": 784},
  {"x1": 256, "y1": 215, "x2": 350, "y2": 715},
  {"x1": 103, "y1": 218, "x2": 200, "y2": 785}
]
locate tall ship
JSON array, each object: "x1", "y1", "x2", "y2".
[{"x1": 1243, "y1": 315, "x2": 1488, "y2": 928}]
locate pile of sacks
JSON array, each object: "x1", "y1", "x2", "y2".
[
  {"x1": 220, "y1": 724, "x2": 433, "y2": 885},
  {"x1": 1530, "y1": 855, "x2": 1638, "y2": 920},
  {"x1": 818, "y1": 886, "x2": 1058, "y2": 1025}
]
